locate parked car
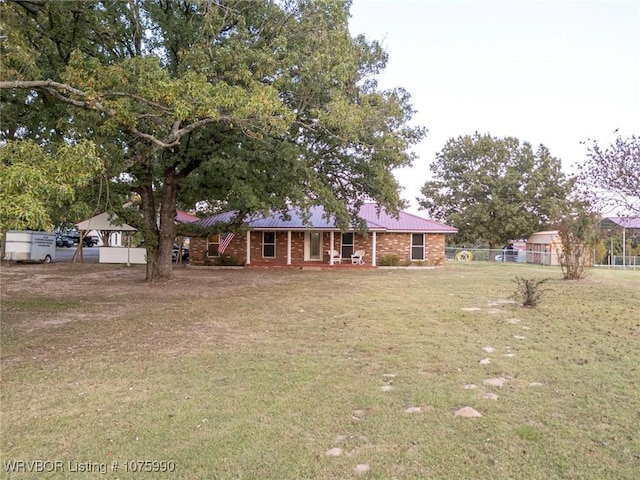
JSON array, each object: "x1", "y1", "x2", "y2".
[
  {"x1": 64, "y1": 229, "x2": 98, "y2": 247},
  {"x1": 56, "y1": 235, "x2": 74, "y2": 248},
  {"x1": 495, "y1": 244, "x2": 521, "y2": 262},
  {"x1": 172, "y1": 244, "x2": 189, "y2": 262},
  {"x1": 66, "y1": 230, "x2": 81, "y2": 244},
  {"x1": 82, "y1": 235, "x2": 99, "y2": 247}
]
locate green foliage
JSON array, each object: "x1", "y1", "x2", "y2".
[
  {"x1": 512, "y1": 276, "x2": 551, "y2": 307},
  {"x1": 0, "y1": 140, "x2": 102, "y2": 232},
  {"x1": 594, "y1": 241, "x2": 608, "y2": 264},
  {"x1": 379, "y1": 254, "x2": 401, "y2": 266},
  {"x1": 214, "y1": 254, "x2": 243, "y2": 267},
  {"x1": 1, "y1": 0, "x2": 424, "y2": 281},
  {"x1": 419, "y1": 133, "x2": 573, "y2": 248}
]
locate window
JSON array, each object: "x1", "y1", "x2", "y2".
[
  {"x1": 207, "y1": 234, "x2": 220, "y2": 257},
  {"x1": 341, "y1": 233, "x2": 353, "y2": 259},
  {"x1": 411, "y1": 233, "x2": 424, "y2": 261},
  {"x1": 263, "y1": 231, "x2": 276, "y2": 258}
]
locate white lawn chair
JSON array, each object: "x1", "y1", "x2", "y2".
[
  {"x1": 351, "y1": 250, "x2": 365, "y2": 265},
  {"x1": 327, "y1": 249, "x2": 342, "y2": 264}
]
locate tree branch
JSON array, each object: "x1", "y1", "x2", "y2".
[{"x1": 0, "y1": 79, "x2": 221, "y2": 149}]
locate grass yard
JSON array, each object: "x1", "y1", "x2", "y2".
[{"x1": 1, "y1": 262, "x2": 639, "y2": 479}]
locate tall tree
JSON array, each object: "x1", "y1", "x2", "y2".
[
  {"x1": 578, "y1": 133, "x2": 640, "y2": 215},
  {"x1": 419, "y1": 133, "x2": 573, "y2": 249},
  {"x1": 0, "y1": 0, "x2": 424, "y2": 281}
]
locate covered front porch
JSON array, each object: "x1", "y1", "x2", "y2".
[
  {"x1": 189, "y1": 229, "x2": 378, "y2": 267},
  {"x1": 244, "y1": 230, "x2": 377, "y2": 266}
]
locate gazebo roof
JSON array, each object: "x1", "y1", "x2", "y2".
[{"x1": 75, "y1": 212, "x2": 137, "y2": 231}]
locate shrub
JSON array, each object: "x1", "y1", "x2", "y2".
[
  {"x1": 214, "y1": 254, "x2": 243, "y2": 266},
  {"x1": 512, "y1": 276, "x2": 551, "y2": 307},
  {"x1": 555, "y1": 206, "x2": 600, "y2": 279},
  {"x1": 379, "y1": 255, "x2": 401, "y2": 266}
]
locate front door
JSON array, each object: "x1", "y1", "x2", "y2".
[{"x1": 304, "y1": 232, "x2": 322, "y2": 260}]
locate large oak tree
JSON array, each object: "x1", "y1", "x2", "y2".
[
  {"x1": 0, "y1": 0, "x2": 424, "y2": 281},
  {"x1": 419, "y1": 133, "x2": 573, "y2": 249}
]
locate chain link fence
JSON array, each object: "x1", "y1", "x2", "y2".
[{"x1": 445, "y1": 247, "x2": 639, "y2": 270}]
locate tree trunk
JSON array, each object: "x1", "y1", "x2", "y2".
[{"x1": 141, "y1": 168, "x2": 179, "y2": 282}]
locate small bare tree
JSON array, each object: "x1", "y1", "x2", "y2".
[
  {"x1": 578, "y1": 133, "x2": 640, "y2": 216},
  {"x1": 555, "y1": 206, "x2": 601, "y2": 280}
]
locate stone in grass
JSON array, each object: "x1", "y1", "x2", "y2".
[
  {"x1": 505, "y1": 318, "x2": 521, "y2": 324},
  {"x1": 479, "y1": 358, "x2": 491, "y2": 365},
  {"x1": 461, "y1": 307, "x2": 482, "y2": 312},
  {"x1": 325, "y1": 447, "x2": 343, "y2": 457},
  {"x1": 504, "y1": 353, "x2": 516, "y2": 358},
  {"x1": 529, "y1": 382, "x2": 544, "y2": 387},
  {"x1": 482, "y1": 346, "x2": 496, "y2": 353},
  {"x1": 483, "y1": 377, "x2": 507, "y2": 388},
  {"x1": 483, "y1": 392, "x2": 499, "y2": 401},
  {"x1": 404, "y1": 407, "x2": 421, "y2": 414},
  {"x1": 463, "y1": 384, "x2": 478, "y2": 390},
  {"x1": 454, "y1": 406, "x2": 482, "y2": 418},
  {"x1": 513, "y1": 335, "x2": 526, "y2": 340},
  {"x1": 355, "y1": 464, "x2": 370, "y2": 474},
  {"x1": 381, "y1": 385, "x2": 394, "y2": 392}
]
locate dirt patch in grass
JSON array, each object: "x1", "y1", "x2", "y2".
[{"x1": 1, "y1": 263, "x2": 300, "y2": 363}]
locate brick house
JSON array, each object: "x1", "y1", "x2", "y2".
[{"x1": 188, "y1": 203, "x2": 457, "y2": 267}]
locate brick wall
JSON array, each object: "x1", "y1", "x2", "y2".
[
  {"x1": 188, "y1": 231, "x2": 447, "y2": 266},
  {"x1": 188, "y1": 234, "x2": 247, "y2": 265},
  {"x1": 425, "y1": 234, "x2": 446, "y2": 266}
]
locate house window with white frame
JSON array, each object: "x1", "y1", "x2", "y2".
[
  {"x1": 341, "y1": 232, "x2": 353, "y2": 259},
  {"x1": 263, "y1": 231, "x2": 276, "y2": 258},
  {"x1": 411, "y1": 233, "x2": 424, "y2": 261}
]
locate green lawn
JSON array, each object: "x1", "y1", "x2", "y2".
[{"x1": 1, "y1": 262, "x2": 639, "y2": 479}]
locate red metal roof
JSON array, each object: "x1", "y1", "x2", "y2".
[
  {"x1": 175, "y1": 210, "x2": 200, "y2": 224},
  {"x1": 602, "y1": 216, "x2": 640, "y2": 229},
  {"x1": 357, "y1": 203, "x2": 458, "y2": 233},
  {"x1": 194, "y1": 203, "x2": 457, "y2": 233}
]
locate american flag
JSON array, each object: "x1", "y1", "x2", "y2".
[{"x1": 218, "y1": 232, "x2": 235, "y2": 253}]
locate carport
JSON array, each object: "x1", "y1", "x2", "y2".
[{"x1": 600, "y1": 216, "x2": 640, "y2": 268}]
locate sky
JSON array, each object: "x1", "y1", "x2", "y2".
[{"x1": 348, "y1": 0, "x2": 640, "y2": 213}]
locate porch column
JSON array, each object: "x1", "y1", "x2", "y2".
[
  {"x1": 372, "y1": 231, "x2": 377, "y2": 266},
  {"x1": 329, "y1": 231, "x2": 335, "y2": 265},
  {"x1": 246, "y1": 230, "x2": 251, "y2": 265},
  {"x1": 287, "y1": 230, "x2": 292, "y2": 265}
]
